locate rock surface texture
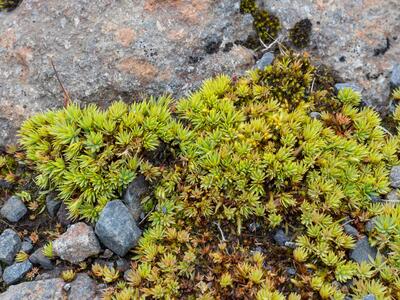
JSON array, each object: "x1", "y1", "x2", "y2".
[
  {"x1": 257, "y1": 0, "x2": 400, "y2": 111},
  {"x1": 53, "y1": 222, "x2": 101, "y2": 264},
  {"x1": 0, "y1": 0, "x2": 254, "y2": 146},
  {"x1": 95, "y1": 200, "x2": 142, "y2": 257},
  {"x1": 0, "y1": 273, "x2": 99, "y2": 299},
  {"x1": 0, "y1": 196, "x2": 27, "y2": 223},
  {"x1": 0, "y1": 229, "x2": 21, "y2": 265}
]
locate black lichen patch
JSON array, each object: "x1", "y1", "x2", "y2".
[
  {"x1": 222, "y1": 42, "x2": 234, "y2": 53},
  {"x1": 234, "y1": 33, "x2": 262, "y2": 50},
  {"x1": 0, "y1": 0, "x2": 21, "y2": 12},
  {"x1": 204, "y1": 36, "x2": 223, "y2": 55},
  {"x1": 289, "y1": 19, "x2": 312, "y2": 49},
  {"x1": 373, "y1": 37, "x2": 390, "y2": 56}
]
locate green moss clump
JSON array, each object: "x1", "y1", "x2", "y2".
[
  {"x1": 239, "y1": 0, "x2": 257, "y2": 14},
  {"x1": 19, "y1": 53, "x2": 400, "y2": 299},
  {"x1": 239, "y1": 0, "x2": 282, "y2": 44},
  {"x1": 252, "y1": 9, "x2": 281, "y2": 43},
  {"x1": 289, "y1": 19, "x2": 313, "y2": 49},
  {"x1": 18, "y1": 97, "x2": 180, "y2": 222}
]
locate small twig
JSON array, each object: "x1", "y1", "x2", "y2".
[
  {"x1": 213, "y1": 221, "x2": 226, "y2": 242},
  {"x1": 378, "y1": 126, "x2": 393, "y2": 137},
  {"x1": 49, "y1": 58, "x2": 71, "y2": 108},
  {"x1": 260, "y1": 35, "x2": 283, "y2": 52},
  {"x1": 138, "y1": 206, "x2": 155, "y2": 225}
]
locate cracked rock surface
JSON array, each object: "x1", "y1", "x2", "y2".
[{"x1": 0, "y1": 0, "x2": 254, "y2": 146}]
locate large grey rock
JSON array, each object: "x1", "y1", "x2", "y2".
[
  {"x1": 257, "y1": 0, "x2": 400, "y2": 111},
  {"x1": 95, "y1": 200, "x2": 142, "y2": 257},
  {"x1": 0, "y1": 0, "x2": 254, "y2": 146},
  {"x1": 53, "y1": 222, "x2": 101, "y2": 264},
  {"x1": 2, "y1": 260, "x2": 32, "y2": 285},
  {"x1": 0, "y1": 273, "x2": 99, "y2": 299},
  {"x1": 0, "y1": 195, "x2": 27, "y2": 222},
  {"x1": 350, "y1": 237, "x2": 377, "y2": 264},
  {"x1": 123, "y1": 175, "x2": 148, "y2": 221},
  {"x1": 0, "y1": 229, "x2": 21, "y2": 265},
  {"x1": 0, "y1": 278, "x2": 65, "y2": 299},
  {"x1": 389, "y1": 166, "x2": 400, "y2": 188},
  {"x1": 391, "y1": 64, "x2": 400, "y2": 87},
  {"x1": 29, "y1": 247, "x2": 54, "y2": 270}
]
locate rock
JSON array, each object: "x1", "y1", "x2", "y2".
[
  {"x1": 0, "y1": 195, "x2": 27, "y2": 222},
  {"x1": 391, "y1": 64, "x2": 400, "y2": 88},
  {"x1": 34, "y1": 267, "x2": 62, "y2": 280},
  {"x1": 255, "y1": 52, "x2": 274, "y2": 70},
  {"x1": 258, "y1": 0, "x2": 400, "y2": 111},
  {"x1": 350, "y1": 237, "x2": 377, "y2": 264},
  {"x1": 116, "y1": 258, "x2": 130, "y2": 272},
  {"x1": 29, "y1": 247, "x2": 54, "y2": 270},
  {"x1": 343, "y1": 224, "x2": 359, "y2": 238},
  {"x1": 68, "y1": 273, "x2": 98, "y2": 300},
  {"x1": 390, "y1": 166, "x2": 400, "y2": 188},
  {"x1": 95, "y1": 200, "x2": 142, "y2": 257},
  {"x1": 0, "y1": 265, "x2": 2, "y2": 277},
  {"x1": 2, "y1": 260, "x2": 32, "y2": 285},
  {"x1": 309, "y1": 112, "x2": 322, "y2": 119},
  {"x1": 365, "y1": 217, "x2": 377, "y2": 233},
  {"x1": 0, "y1": 229, "x2": 21, "y2": 265},
  {"x1": 123, "y1": 175, "x2": 148, "y2": 221},
  {"x1": 334, "y1": 82, "x2": 363, "y2": 94},
  {"x1": 286, "y1": 267, "x2": 296, "y2": 276},
  {"x1": 0, "y1": 278, "x2": 65, "y2": 299},
  {"x1": 273, "y1": 229, "x2": 290, "y2": 247},
  {"x1": 21, "y1": 240, "x2": 33, "y2": 254},
  {"x1": 386, "y1": 190, "x2": 399, "y2": 203},
  {"x1": 93, "y1": 258, "x2": 114, "y2": 270},
  {"x1": 100, "y1": 249, "x2": 114, "y2": 259},
  {"x1": 46, "y1": 193, "x2": 61, "y2": 218},
  {"x1": 363, "y1": 294, "x2": 376, "y2": 300},
  {"x1": 0, "y1": 0, "x2": 254, "y2": 146},
  {"x1": 53, "y1": 222, "x2": 101, "y2": 264},
  {"x1": 57, "y1": 202, "x2": 72, "y2": 227},
  {"x1": 369, "y1": 194, "x2": 382, "y2": 203}
]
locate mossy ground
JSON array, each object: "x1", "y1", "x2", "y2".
[{"x1": 7, "y1": 53, "x2": 399, "y2": 299}]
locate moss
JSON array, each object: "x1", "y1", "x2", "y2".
[
  {"x1": 252, "y1": 9, "x2": 281, "y2": 43},
  {"x1": 240, "y1": 0, "x2": 282, "y2": 44},
  {"x1": 0, "y1": 0, "x2": 20, "y2": 11},
  {"x1": 289, "y1": 19, "x2": 313, "y2": 49},
  {"x1": 239, "y1": 0, "x2": 257, "y2": 14},
  {"x1": 19, "y1": 53, "x2": 400, "y2": 299}
]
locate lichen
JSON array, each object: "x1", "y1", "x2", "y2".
[{"x1": 289, "y1": 19, "x2": 313, "y2": 49}]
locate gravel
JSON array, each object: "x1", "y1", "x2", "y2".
[
  {"x1": 0, "y1": 229, "x2": 21, "y2": 265},
  {"x1": 0, "y1": 196, "x2": 27, "y2": 222},
  {"x1": 2, "y1": 260, "x2": 32, "y2": 285}
]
